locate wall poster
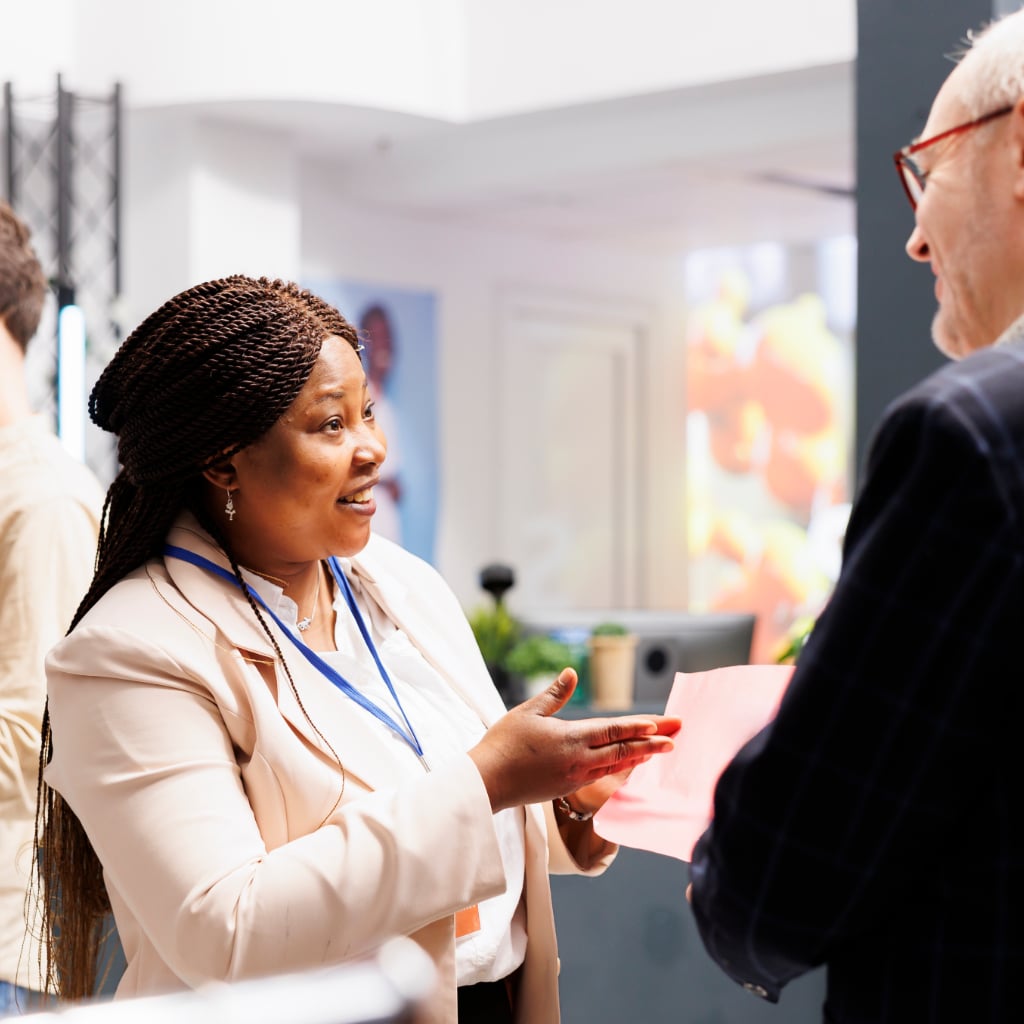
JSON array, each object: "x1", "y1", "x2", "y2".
[
  {"x1": 684, "y1": 237, "x2": 856, "y2": 664},
  {"x1": 305, "y1": 277, "x2": 440, "y2": 566}
]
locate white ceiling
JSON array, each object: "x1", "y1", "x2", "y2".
[{"x1": 201, "y1": 59, "x2": 855, "y2": 255}]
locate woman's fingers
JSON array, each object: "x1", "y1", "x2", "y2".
[
  {"x1": 468, "y1": 697, "x2": 679, "y2": 813},
  {"x1": 576, "y1": 715, "x2": 682, "y2": 748},
  {"x1": 582, "y1": 735, "x2": 675, "y2": 772}
]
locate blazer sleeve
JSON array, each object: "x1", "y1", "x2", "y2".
[
  {"x1": 689, "y1": 386, "x2": 1024, "y2": 998},
  {"x1": 45, "y1": 624, "x2": 507, "y2": 986}
]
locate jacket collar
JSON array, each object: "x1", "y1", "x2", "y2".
[
  {"x1": 161, "y1": 515, "x2": 412, "y2": 659},
  {"x1": 162, "y1": 513, "x2": 418, "y2": 789},
  {"x1": 349, "y1": 538, "x2": 507, "y2": 726},
  {"x1": 160, "y1": 513, "x2": 502, "y2": 788},
  {"x1": 162, "y1": 514, "x2": 278, "y2": 657}
]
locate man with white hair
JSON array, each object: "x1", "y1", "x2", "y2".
[{"x1": 689, "y1": 10, "x2": 1024, "y2": 1022}]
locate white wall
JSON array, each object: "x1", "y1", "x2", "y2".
[
  {"x1": 3, "y1": 0, "x2": 854, "y2": 123},
  {"x1": 461, "y1": 0, "x2": 856, "y2": 118},
  {"x1": 117, "y1": 112, "x2": 693, "y2": 611},
  {"x1": 122, "y1": 112, "x2": 301, "y2": 326},
  {"x1": 0, "y1": 0, "x2": 76, "y2": 94},
  {"x1": 8, "y1": 0, "x2": 853, "y2": 616},
  {"x1": 119, "y1": 104, "x2": 848, "y2": 614},
  {"x1": 188, "y1": 120, "x2": 301, "y2": 284},
  {"x1": 10, "y1": 0, "x2": 466, "y2": 117},
  {"x1": 300, "y1": 161, "x2": 690, "y2": 611}
]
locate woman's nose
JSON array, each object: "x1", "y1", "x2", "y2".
[{"x1": 353, "y1": 424, "x2": 387, "y2": 464}]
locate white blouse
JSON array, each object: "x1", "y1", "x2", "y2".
[{"x1": 239, "y1": 560, "x2": 528, "y2": 986}]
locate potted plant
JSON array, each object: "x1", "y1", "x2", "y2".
[
  {"x1": 504, "y1": 634, "x2": 574, "y2": 699},
  {"x1": 587, "y1": 621, "x2": 638, "y2": 709},
  {"x1": 467, "y1": 603, "x2": 522, "y2": 705},
  {"x1": 775, "y1": 615, "x2": 815, "y2": 665}
]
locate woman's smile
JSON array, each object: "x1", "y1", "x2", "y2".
[{"x1": 338, "y1": 484, "x2": 378, "y2": 513}]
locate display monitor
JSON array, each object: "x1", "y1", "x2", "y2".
[{"x1": 518, "y1": 609, "x2": 756, "y2": 707}]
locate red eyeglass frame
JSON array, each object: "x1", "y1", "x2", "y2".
[{"x1": 893, "y1": 104, "x2": 1014, "y2": 210}]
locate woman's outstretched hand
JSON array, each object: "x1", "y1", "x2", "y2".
[{"x1": 468, "y1": 668, "x2": 681, "y2": 813}]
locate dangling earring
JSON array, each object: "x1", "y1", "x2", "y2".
[{"x1": 224, "y1": 489, "x2": 237, "y2": 522}]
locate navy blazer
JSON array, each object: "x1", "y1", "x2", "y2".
[{"x1": 690, "y1": 340, "x2": 1024, "y2": 1023}]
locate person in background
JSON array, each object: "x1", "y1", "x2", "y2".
[
  {"x1": 0, "y1": 201, "x2": 103, "y2": 1014},
  {"x1": 688, "y1": 10, "x2": 1024, "y2": 1022},
  {"x1": 35, "y1": 275, "x2": 679, "y2": 1024},
  {"x1": 359, "y1": 303, "x2": 403, "y2": 544}
]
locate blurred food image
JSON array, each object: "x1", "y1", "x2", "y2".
[{"x1": 685, "y1": 256, "x2": 853, "y2": 663}]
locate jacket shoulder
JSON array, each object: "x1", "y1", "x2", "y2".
[
  {"x1": 875, "y1": 345, "x2": 1024, "y2": 457},
  {"x1": 357, "y1": 535, "x2": 453, "y2": 594},
  {"x1": 48, "y1": 562, "x2": 226, "y2": 691}
]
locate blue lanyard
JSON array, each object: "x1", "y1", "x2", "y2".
[{"x1": 163, "y1": 545, "x2": 426, "y2": 761}]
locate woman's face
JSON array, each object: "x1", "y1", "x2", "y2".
[{"x1": 224, "y1": 334, "x2": 387, "y2": 573}]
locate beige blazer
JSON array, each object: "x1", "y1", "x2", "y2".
[{"x1": 44, "y1": 514, "x2": 614, "y2": 1023}]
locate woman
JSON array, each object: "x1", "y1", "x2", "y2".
[{"x1": 35, "y1": 276, "x2": 678, "y2": 1023}]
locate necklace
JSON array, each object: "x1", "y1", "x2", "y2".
[{"x1": 296, "y1": 563, "x2": 322, "y2": 632}]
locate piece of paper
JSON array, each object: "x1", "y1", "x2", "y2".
[{"x1": 593, "y1": 664, "x2": 794, "y2": 862}]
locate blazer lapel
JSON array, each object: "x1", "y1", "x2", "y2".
[
  {"x1": 162, "y1": 515, "x2": 413, "y2": 793},
  {"x1": 270, "y1": 649, "x2": 417, "y2": 793},
  {"x1": 163, "y1": 518, "x2": 276, "y2": 658}
]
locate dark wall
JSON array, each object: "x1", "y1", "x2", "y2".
[{"x1": 855, "y1": 0, "x2": 999, "y2": 476}]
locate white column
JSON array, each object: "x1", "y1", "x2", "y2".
[
  {"x1": 123, "y1": 112, "x2": 301, "y2": 328},
  {"x1": 189, "y1": 120, "x2": 301, "y2": 284}
]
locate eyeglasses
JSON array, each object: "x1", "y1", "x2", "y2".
[{"x1": 893, "y1": 105, "x2": 1014, "y2": 210}]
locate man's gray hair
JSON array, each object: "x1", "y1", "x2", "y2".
[{"x1": 959, "y1": 7, "x2": 1024, "y2": 119}]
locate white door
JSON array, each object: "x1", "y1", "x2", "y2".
[{"x1": 497, "y1": 295, "x2": 644, "y2": 612}]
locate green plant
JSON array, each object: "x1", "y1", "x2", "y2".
[
  {"x1": 775, "y1": 615, "x2": 815, "y2": 665},
  {"x1": 504, "y1": 634, "x2": 573, "y2": 679},
  {"x1": 591, "y1": 621, "x2": 629, "y2": 637},
  {"x1": 467, "y1": 604, "x2": 521, "y2": 667}
]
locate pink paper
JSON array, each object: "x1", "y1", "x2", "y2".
[{"x1": 593, "y1": 664, "x2": 794, "y2": 862}]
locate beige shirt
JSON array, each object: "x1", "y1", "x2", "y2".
[{"x1": 0, "y1": 415, "x2": 103, "y2": 988}]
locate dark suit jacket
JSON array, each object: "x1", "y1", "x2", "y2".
[{"x1": 690, "y1": 340, "x2": 1024, "y2": 1023}]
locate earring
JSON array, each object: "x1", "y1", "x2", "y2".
[{"x1": 224, "y1": 489, "x2": 236, "y2": 521}]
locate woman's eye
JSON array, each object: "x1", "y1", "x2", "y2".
[
  {"x1": 364, "y1": 401, "x2": 376, "y2": 420},
  {"x1": 324, "y1": 417, "x2": 343, "y2": 432}
]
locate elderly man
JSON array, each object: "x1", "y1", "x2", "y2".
[{"x1": 689, "y1": 10, "x2": 1024, "y2": 1023}]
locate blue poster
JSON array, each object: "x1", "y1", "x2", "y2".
[{"x1": 304, "y1": 277, "x2": 439, "y2": 566}]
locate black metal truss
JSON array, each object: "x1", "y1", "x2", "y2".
[{"x1": 3, "y1": 75, "x2": 122, "y2": 478}]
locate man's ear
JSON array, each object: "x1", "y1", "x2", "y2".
[{"x1": 202, "y1": 459, "x2": 237, "y2": 490}]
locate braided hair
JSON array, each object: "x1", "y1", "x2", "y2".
[{"x1": 34, "y1": 275, "x2": 360, "y2": 1000}]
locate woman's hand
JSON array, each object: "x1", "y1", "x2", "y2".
[{"x1": 468, "y1": 668, "x2": 680, "y2": 813}]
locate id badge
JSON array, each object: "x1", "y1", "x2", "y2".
[{"x1": 455, "y1": 904, "x2": 481, "y2": 938}]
